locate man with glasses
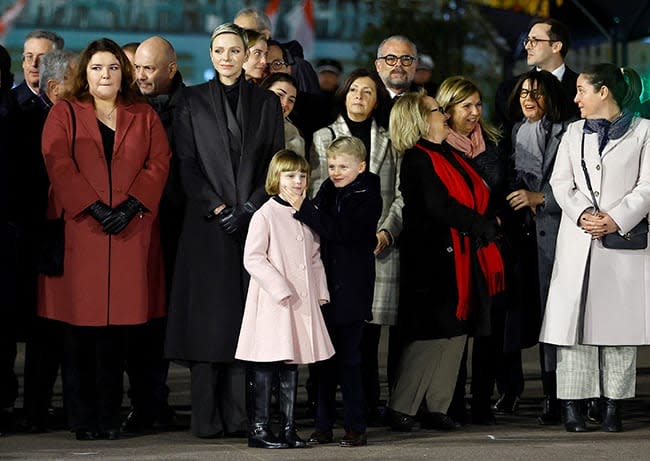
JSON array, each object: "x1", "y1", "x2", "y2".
[
  {"x1": 374, "y1": 35, "x2": 420, "y2": 128},
  {"x1": 5, "y1": 29, "x2": 64, "y2": 434},
  {"x1": 492, "y1": 17, "x2": 578, "y2": 428}
]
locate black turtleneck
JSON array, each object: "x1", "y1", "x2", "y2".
[
  {"x1": 222, "y1": 77, "x2": 241, "y2": 114},
  {"x1": 343, "y1": 112, "x2": 373, "y2": 162}
]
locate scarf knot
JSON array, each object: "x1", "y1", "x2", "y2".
[{"x1": 583, "y1": 110, "x2": 633, "y2": 155}]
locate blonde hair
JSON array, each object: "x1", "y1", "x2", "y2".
[
  {"x1": 436, "y1": 75, "x2": 502, "y2": 144},
  {"x1": 326, "y1": 136, "x2": 367, "y2": 163},
  {"x1": 265, "y1": 150, "x2": 310, "y2": 195},
  {"x1": 210, "y1": 22, "x2": 248, "y2": 50},
  {"x1": 389, "y1": 89, "x2": 430, "y2": 155}
]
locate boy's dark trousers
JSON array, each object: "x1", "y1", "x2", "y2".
[{"x1": 314, "y1": 321, "x2": 366, "y2": 434}]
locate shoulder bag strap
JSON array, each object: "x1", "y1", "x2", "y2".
[{"x1": 579, "y1": 131, "x2": 600, "y2": 213}]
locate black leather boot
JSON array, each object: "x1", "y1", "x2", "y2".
[
  {"x1": 601, "y1": 398, "x2": 623, "y2": 432},
  {"x1": 278, "y1": 366, "x2": 307, "y2": 448},
  {"x1": 586, "y1": 398, "x2": 602, "y2": 424},
  {"x1": 247, "y1": 365, "x2": 289, "y2": 449},
  {"x1": 562, "y1": 400, "x2": 588, "y2": 432},
  {"x1": 538, "y1": 395, "x2": 561, "y2": 425}
]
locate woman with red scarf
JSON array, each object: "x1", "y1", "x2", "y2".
[{"x1": 385, "y1": 90, "x2": 504, "y2": 432}]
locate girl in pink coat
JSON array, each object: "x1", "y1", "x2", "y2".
[{"x1": 235, "y1": 150, "x2": 334, "y2": 449}]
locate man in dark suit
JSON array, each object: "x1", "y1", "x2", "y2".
[
  {"x1": 495, "y1": 18, "x2": 579, "y2": 153},
  {"x1": 493, "y1": 18, "x2": 578, "y2": 426},
  {"x1": 5, "y1": 29, "x2": 64, "y2": 434},
  {"x1": 121, "y1": 35, "x2": 186, "y2": 433}
]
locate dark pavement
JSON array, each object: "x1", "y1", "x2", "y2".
[{"x1": 2, "y1": 336, "x2": 650, "y2": 460}]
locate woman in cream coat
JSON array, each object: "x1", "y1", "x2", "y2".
[
  {"x1": 309, "y1": 68, "x2": 402, "y2": 420},
  {"x1": 540, "y1": 63, "x2": 650, "y2": 433}
]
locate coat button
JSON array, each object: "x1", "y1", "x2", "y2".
[
  {"x1": 594, "y1": 191, "x2": 600, "y2": 197},
  {"x1": 296, "y1": 235, "x2": 303, "y2": 241},
  {"x1": 539, "y1": 230, "x2": 546, "y2": 237},
  {"x1": 596, "y1": 165, "x2": 601, "y2": 170},
  {"x1": 298, "y1": 264, "x2": 305, "y2": 270}
]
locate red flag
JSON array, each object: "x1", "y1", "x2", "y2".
[
  {"x1": 265, "y1": 0, "x2": 281, "y2": 36},
  {"x1": 287, "y1": 0, "x2": 315, "y2": 58},
  {"x1": 0, "y1": 0, "x2": 28, "y2": 44}
]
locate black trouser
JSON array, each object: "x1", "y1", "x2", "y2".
[
  {"x1": 124, "y1": 317, "x2": 170, "y2": 421},
  {"x1": 0, "y1": 222, "x2": 19, "y2": 411},
  {"x1": 315, "y1": 321, "x2": 366, "y2": 434},
  {"x1": 62, "y1": 325, "x2": 125, "y2": 432},
  {"x1": 23, "y1": 317, "x2": 63, "y2": 426},
  {"x1": 360, "y1": 323, "x2": 381, "y2": 414},
  {"x1": 189, "y1": 361, "x2": 247, "y2": 437}
]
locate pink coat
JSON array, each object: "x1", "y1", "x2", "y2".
[{"x1": 235, "y1": 198, "x2": 335, "y2": 364}]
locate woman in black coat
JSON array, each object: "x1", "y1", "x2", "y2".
[
  {"x1": 164, "y1": 23, "x2": 284, "y2": 438},
  {"x1": 385, "y1": 90, "x2": 504, "y2": 432}
]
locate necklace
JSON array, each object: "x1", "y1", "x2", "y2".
[
  {"x1": 104, "y1": 105, "x2": 117, "y2": 120},
  {"x1": 97, "y1": 105, "x2": 117, "y2": 120}
]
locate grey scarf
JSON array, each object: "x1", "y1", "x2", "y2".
[{"x1": 513, "y1": 118, "x2": 548, "y2": 191}]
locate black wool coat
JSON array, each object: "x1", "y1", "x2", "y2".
[
  {"x1": 294, "y1": 172, "x2": 382, "y2": 326},
  {"x1": 164, "y1": 77, "x2": 284, "y2": 364},
  {"x1": 396, "y1": 139, "x2": 500, "y2": 343}
]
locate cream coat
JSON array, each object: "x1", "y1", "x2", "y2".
[
  {"x1": 235, "y1": 198, "x2": 335, "y2": 364},
  {"x1": 309, "y1": 116, "x2": 403, "y2": 325},
  {"x1": 540, "y1": 118, "x2": 650, "y2": 346}
]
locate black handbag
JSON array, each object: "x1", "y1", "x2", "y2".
[
  {"x1": 580, "y1": 132, "x2": 648, "y2": 250},
  {"x1": 36, "y1": 100, "x2": 77, "y2": 275}
]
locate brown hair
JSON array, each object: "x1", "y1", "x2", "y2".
[{"x1": 70, "y1": 37, "x2": 142, "y2": 104}]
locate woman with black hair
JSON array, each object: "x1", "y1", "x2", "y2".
[
  {"x1": 540, "y1": 63, "x2": 650, "y2": 433},
  {"x1": 497, "y1": 69, "x2": 574, "y2": 423}
]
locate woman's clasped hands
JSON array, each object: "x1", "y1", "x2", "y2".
[{"x1": 579, "y1": 210, "x2": 619, "y2": 240}]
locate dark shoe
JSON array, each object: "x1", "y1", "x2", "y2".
[
  {"x1": 339, "y1": 430, "x2": 367, "y2": 447},
  {"x1": 307, "y1": 429, "x2": 333, "y2": 445},
  {"x1": 121, "y1": 409, "x2": 154, "y2": 433},
  {"x1": 562, "y1": 400, "x2": 588, "y2": 432},
  {"x1": 98, "y1": 429, "x2": 120, "y2": 440},
  {"x1": 587, "y1": 398, "x2": 603, "y2": 424},
  {"x1": 387, "y1": 408, "x2": 420, "y2": 432},
  {"x1": 422, "y1": 412, "x2": 458, "y2": 431},
  {"x1": 492, "y1": 394, "x2": 520, "y2": 414},
  {"x1": 75, "y1": 431, "x2": 97, "y2": 441},
  {"x1": 538, "y1": 396, "x2": 561, "y2": 425},
  {"x1": 248, "y1": 424, "x2": 289, "y2": 448},
  {"x1": 601, "y1": 398, "x2": 623, "y2": 432}
]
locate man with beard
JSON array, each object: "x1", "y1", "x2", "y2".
[{"x1": 373, "y1": 35, "x2": 419, "y2": 129}]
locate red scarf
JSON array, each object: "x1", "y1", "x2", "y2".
[{"x1": 417, "y1": 142, "x2": 505, "y2": 320}]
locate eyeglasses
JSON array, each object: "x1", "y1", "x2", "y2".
[
  {"x1": 22, "y1": 53, "x2": 44, "y2": 64},
  {"x1": 377, "y1": 54, "x2": 416, "y2": 67},
  {"x1": 268, "y1": 59, "x2": 288, "y2": 70},
  {"x1": 523, "y1": 37, "x2": 556, "y2": 48},
  {"x1": 519, "y1": 89, "x2": 544, "y2": 100}
]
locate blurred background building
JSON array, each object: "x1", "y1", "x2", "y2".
[{"x1": 2, "y1": 0, "x2": 649, "y2": 104}]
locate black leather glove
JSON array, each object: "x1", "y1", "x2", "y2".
[
  {"x1": 217, "y1": 202, "x2": 256, "y2": 234},
  {"x1": 102, "y1": 196, "x2": 144, "y2": 235},
  {"x1": 86, "y1": 201, "x2": 113, "y2": 226}
]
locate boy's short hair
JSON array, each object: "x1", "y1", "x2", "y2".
[
  {"x1": 326, "y1": 136, "x2": 366, "y2": 163},
  {"x1": 265, "y1": 149, "x2": 310, "y2": 195}
]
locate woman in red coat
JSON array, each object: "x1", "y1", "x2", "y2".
[{"x1": 39, "y1": 38, "x2": 170, "y2": 440}]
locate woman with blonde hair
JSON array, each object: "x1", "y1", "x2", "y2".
[
  {"x1": 243, "y1": 29, "x2": 268, "y2": 84},
  {"x1": 436, "y1": 75, "x2": 507, "y2": 425},
  {"x1": 386, "y1": 90, "x2": 504, "y2": 432}
]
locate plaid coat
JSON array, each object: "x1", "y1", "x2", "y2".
[{"x1": 309, "y1": 115, "x2": 402, "y2": 325}]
